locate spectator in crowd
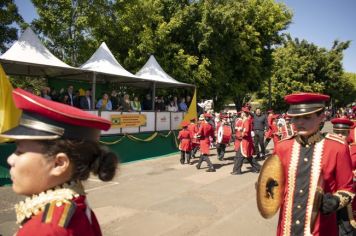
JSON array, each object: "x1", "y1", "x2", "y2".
[
  {"x1": 96, "y1": 93, "x2": 112, "y2": 111},
  {"x1": 73, "y1": 90, "x2": 81, "y2": 108},
  {"x1": 40, "y1": 87, "x2": 52, "y2": 100},
  {"x1": 110, "y1": 90, "x2": 119, "y2": 110},
  {"x1": 61, "y1": 94, "x2": 69, "y2": 104},
  {"x1": 131, "y1": 96, "x2": 142, "y2": 111},
  {"x1": 173, "y1": 96, "x2": 179, "y2": 106},
  {"x1": 142, "y1": 94, "x2": 153, "y2": 111},
  {"x1": 186, "y1": 95, "x2": 192, "y2": 107},
  {"x1": 167, "y1": 99, "x2": 178, "y2": 112},
  {"x1": 179, "y1": 97, "x2": 188, "y2": 111},
  {"x1": 121, "y1": 94, "x2": 131, "y2": 112},
  {"x1": 65, "y1": 85, "x2": 75, "y2": 106},
  {"x1": 50, "y1": 88, "x2": 59, "y2": 102},
  {"x1": 252, "y1": 108, "x2": 268, "y2": 160},
  {"x1": 155, "y1": 96, "x2": 166, "y2": 111},
  {"x1": 80, "y1": 89, "x2": 92, "y2": 110}
]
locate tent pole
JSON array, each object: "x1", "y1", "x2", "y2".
[
  {"x1": 152, "y1": 82, "x2": 156, "y2": 111},
  {"x1": 91, "y1": 72, "x2": 96, "y2": 110}
]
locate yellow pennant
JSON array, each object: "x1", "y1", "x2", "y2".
[
  {"x1": 181, "y1": 88, "x2": 198, "y2": 128},
  {"x1": 0, "y1": 64, "x2": 22, "y2": 143}
]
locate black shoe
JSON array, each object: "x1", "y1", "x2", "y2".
[
  {"x1": 218, "y1": 157, "x2": 223, "y2": 161},
  {"x1": 231, "y1": 171, "x2": 242, "y2": 175},
  {"x1": 251, "y1": 169, "x2": 260, "y2": 173},
  {"x1": 206, "y1": 168, "x2": 216, "y2": 172},
  {"x1": 196, "y1": 165, "x2": 200, "y2": 169}
]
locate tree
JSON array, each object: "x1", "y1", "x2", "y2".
[
  {"x1": 0, "y1": 0, "x2": 24, "y2": 53},
  {"x1": 260, "y1": 37, "x2": 354, "y2": 111},
  {"x1": 31, "y1": 0, "x2": 98, "y2": 66},
  {"x1": 31, "y1": 0, "x2": 292, "y2": 111}
]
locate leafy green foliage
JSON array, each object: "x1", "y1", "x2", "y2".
[
  {"x1": 260, "y1": 37, "x2": 355, "y2": 111},
  {"x1": 0, "y1": 0, "x2": 25, "y2": 53},
  {"x1": 29, "y1": 0, "x2": 292, "y2": 111}
]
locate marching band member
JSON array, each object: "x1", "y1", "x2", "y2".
[
  {"x1": 331, "y1": 118, "x2": 356, "y2": 235},
  {"x1": 231, "y1": 107, "x2": 260, "y2": 175},
  {"x1": 178, "y1": 121, "x2": 192, "y2": 165},
  {"x1": 274, "y1": 93, "x2": 354, "y2": 236},
  {"x1": 216, "y1": 115, "x2": 230, "y2": 160},
  {"x1": 0, "y1": 88, "x2": 118, "y2": 236},
  {"x1": 196, "y1": 113, "x2": 216, "y2": 172},
  {"x1": 187, "y1": 118, "x2": 199, "y2": 160}
]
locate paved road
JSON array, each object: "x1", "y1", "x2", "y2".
[{"x1": 0, "y1": 122, "x2": 333, "y2": 236}]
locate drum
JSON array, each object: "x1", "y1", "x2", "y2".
[{"x1": 217, "y1": 125, "x2": 232, "y2": 144}]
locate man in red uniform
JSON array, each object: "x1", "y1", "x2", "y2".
[
  {"x1": 196, "y1": 113, "x2": 216, "y2": 172},
  {"x1": 264, "y1": 109, "x2": 274, "y2": 148},
  {"x1": 231, "y1": 107, "x2": 260, "y2": 175},
  {"x1": 187, "y1": 118, "x2": 199, "y2": 159},
  {"x1": 178, "y1": 121, "x2": 192, "y2": 164},
  {"x1": 275, "y1": 93, "x2": 354, "y2": 236},
  {"x1": 331, "y1": 118, "x2": 356, "y2": 235}
]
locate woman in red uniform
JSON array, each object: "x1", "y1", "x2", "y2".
[
  {"x1": 178, "y1": 121, "x2": 192, "y2": 164},
  {"x1": 0, "y1": 88, "x2": 118, "y2": 236}
]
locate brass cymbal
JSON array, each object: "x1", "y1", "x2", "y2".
[{"x1": 256, "y1": 155, "x2": 285, "y2": 219}]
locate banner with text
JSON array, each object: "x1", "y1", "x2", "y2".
[{"x1": 111, "y1": 114, "x2": 147, "y2": 128}]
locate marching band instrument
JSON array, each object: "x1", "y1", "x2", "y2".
[{"x1": 256, "y1": 155, "x2": 285, "y2": 219}]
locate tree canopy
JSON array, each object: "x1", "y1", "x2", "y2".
[
  {"x1": 259, "y1": 36, "x2": 355, "y2": 111},
  {"x1": 0, "y1": 0, "x2": 24, "y2": 53},
  {"x1": 30, "y1": 0, "x2": 292, "y2": 110}
]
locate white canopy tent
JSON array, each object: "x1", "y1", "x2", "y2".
[
  {"x1": 0, "y1": 28, "x2": 85, "y2": 78},
  {"x1": 0, "y1": 29, "x2": 194, "y2": 109},
  {"x1": 135, "y1": 55, "x2": 192, "y2": 88},
  {"x1": 80, "y1": 42, "x2": 143, "y2": 81}
]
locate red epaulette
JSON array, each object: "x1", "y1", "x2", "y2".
[
  {"x1": 41, "y1": 201, "x2": 77, "y2": 228},
  {"x1": 325, "y1": 133, "x2": 346, "y2": 145}
]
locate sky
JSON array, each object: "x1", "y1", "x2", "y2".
[{"x1": 13, "y1": 0, "x2": 356, "y2": 73}]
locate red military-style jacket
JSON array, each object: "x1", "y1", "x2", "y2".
[
  {"x1": 197, "y1": 120, "x2": 214, "y2": 155},
  {"x1": 234, "y1": 118, "x2": 243, "y2": 151},
  {"x1": 187, "y1": 122, "x2": 199, "y2": 146},
  {"x1": 265, "y1": 113, "x2": 274, "y2": 139},
  {"x1": 17, "y1": 195, "x2": 102, "y2": 236},
  {"x1": 238, "y1": 117, "x2": 254, "y2": 157},
  {"x1": 178, "y1": 129, "x2": 192, "y2": 152},
  {"x1": 275, "y1": 133, "x2": 354, "y2": 236}
]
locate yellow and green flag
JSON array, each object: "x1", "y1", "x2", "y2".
[
  {"x1": 0, "y1": 64, "x2": 21, "y2": 143},
  {"x1": 181, "y1": 88, "x2": 197, "y2": 128}
]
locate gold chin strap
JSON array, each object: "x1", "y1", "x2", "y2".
[
  {"x1": 20, "y1": 118, "x2": 65, "y2": 136},
  {"x1": 295, "y1": 132, "x2": 323, "y2": 146}
]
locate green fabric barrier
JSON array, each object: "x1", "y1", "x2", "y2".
[
  {"x1": 100, "y1": 131, "x2": 179, "y2": 163},
  {"x1": 0, "y1": 143, "x2": 16, "y2": 186},
  {"x1": 0, "y1": 131, "x2": 179, "y2": 185}
]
